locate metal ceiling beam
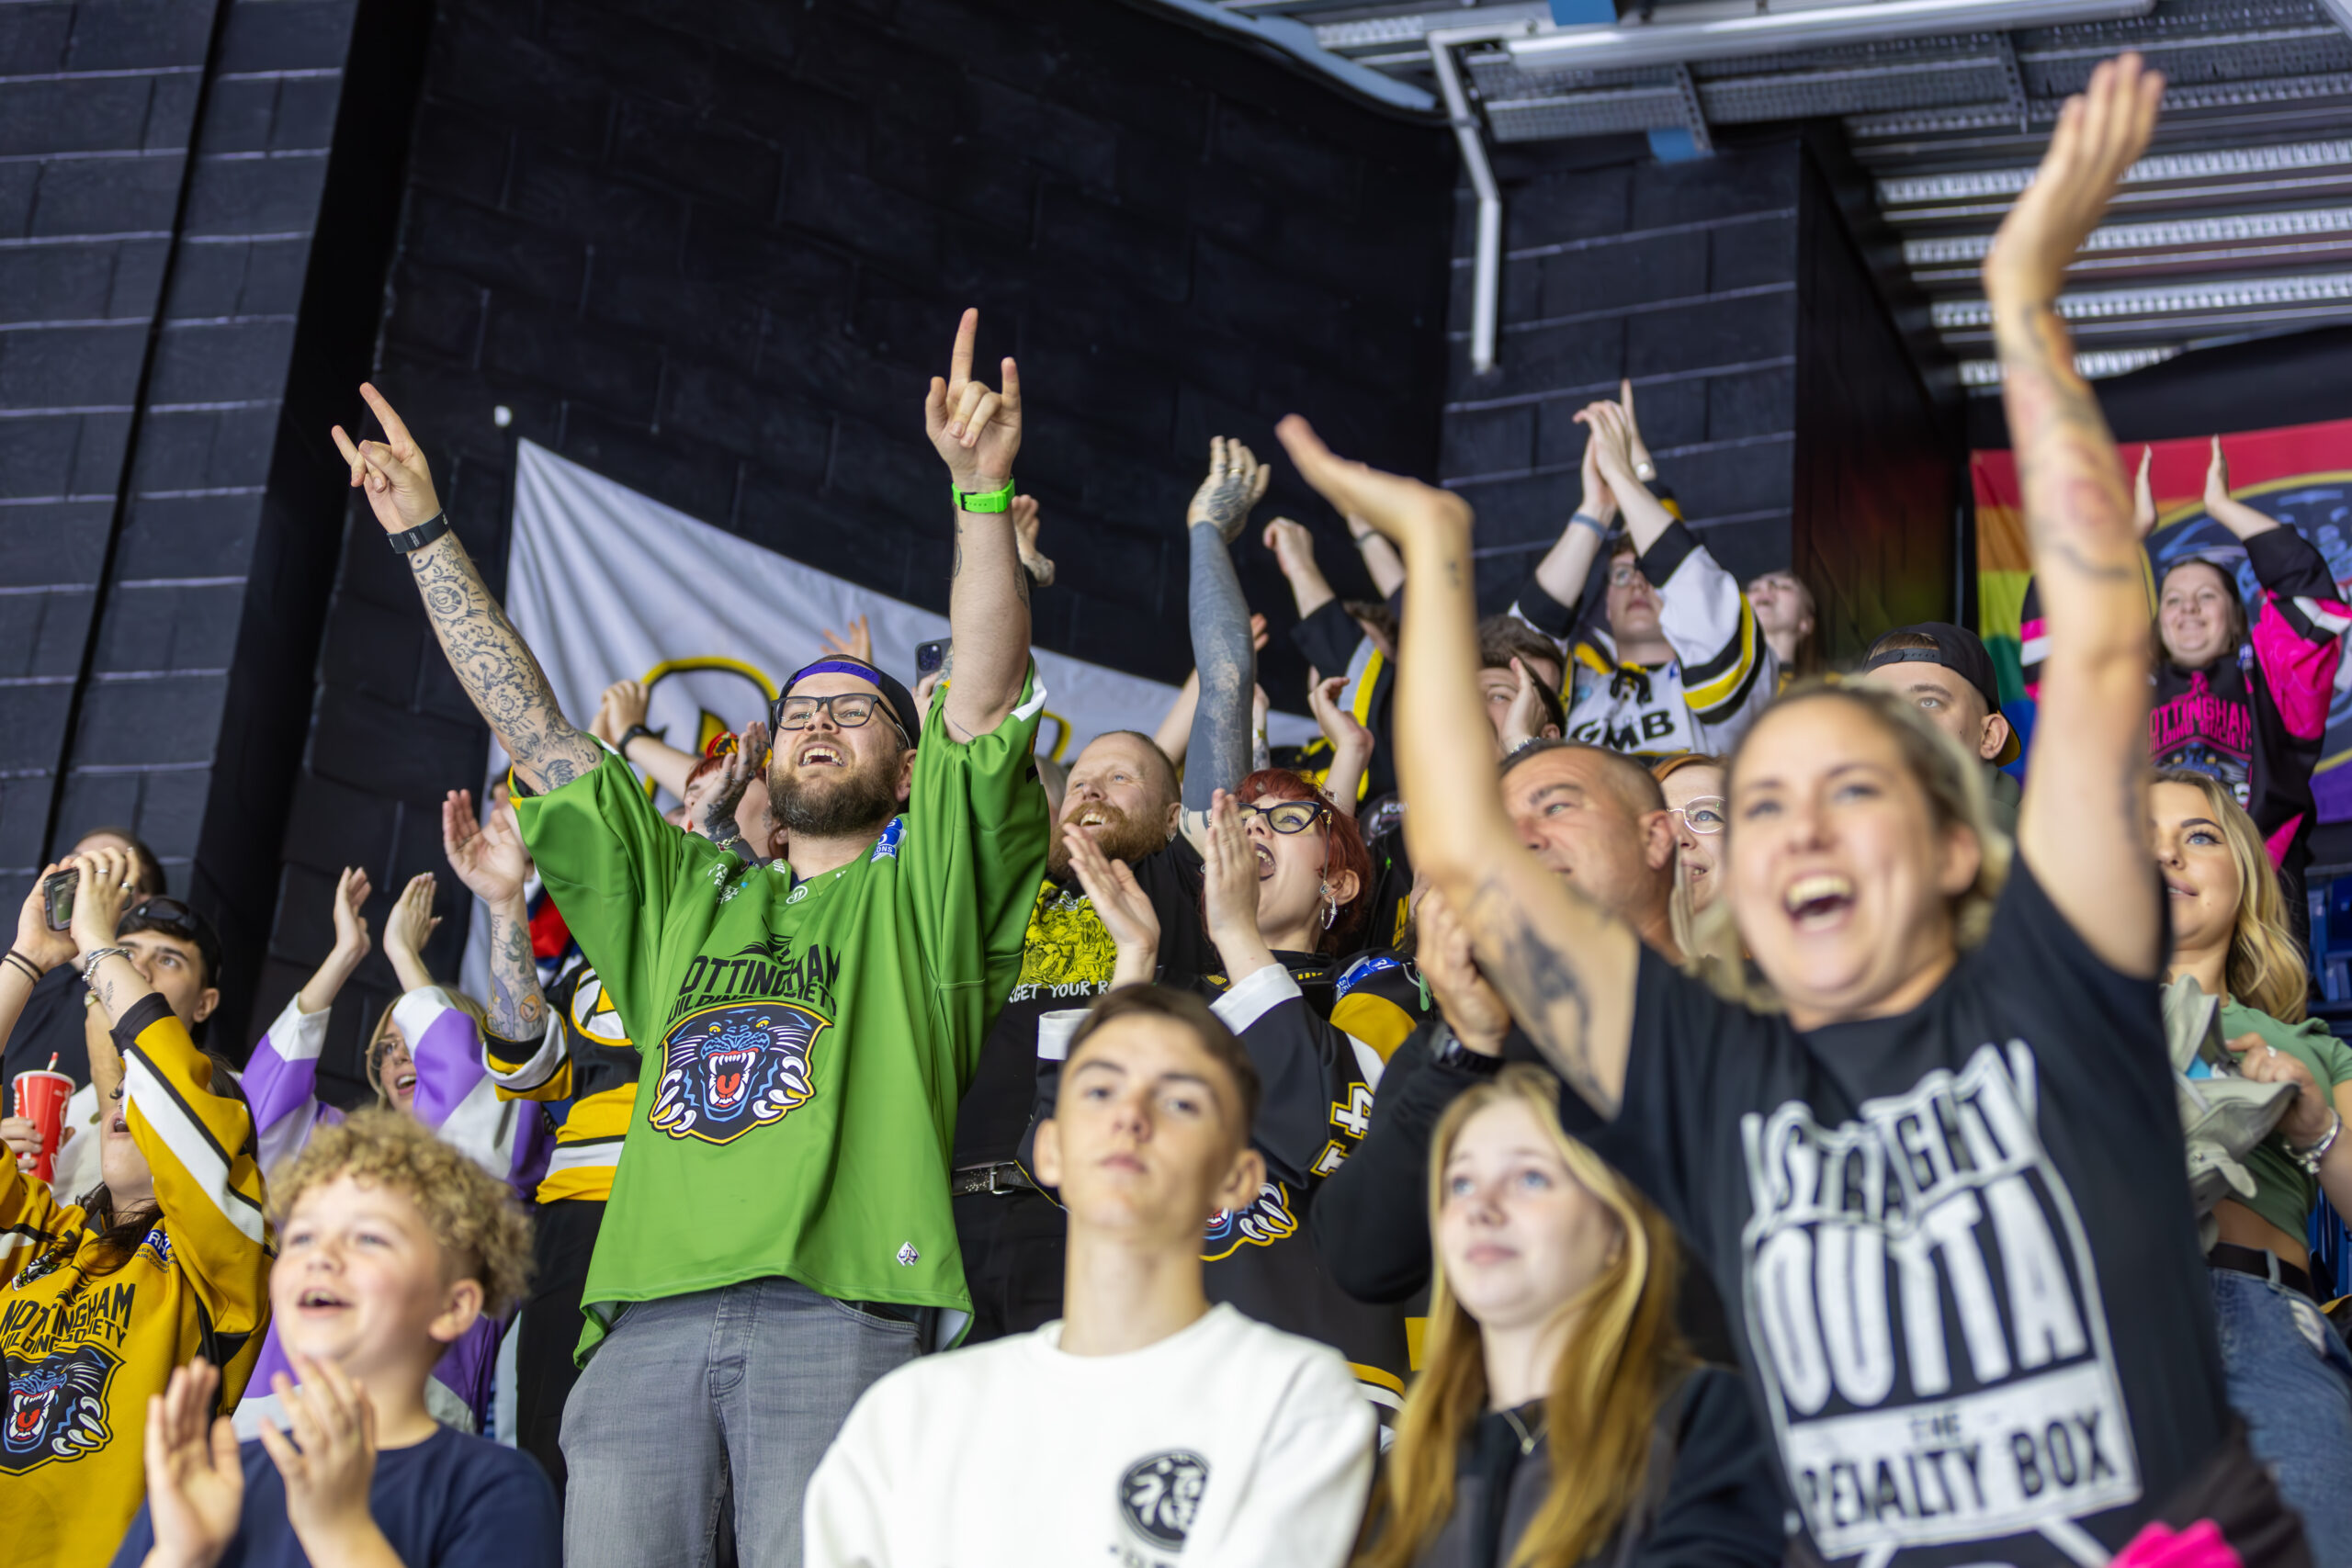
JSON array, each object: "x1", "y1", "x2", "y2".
[{"x1": 1500, "y1": 0, "x2": 2153, "y2": 73}]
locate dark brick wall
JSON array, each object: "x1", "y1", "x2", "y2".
[
  {"x1": 0, "y1": 0, "x2": 432, "y2": 1056},
  {"x1": 1441, "y1": 130, "x2": 1959, "y2": 658},
  {"x1": 1792, "y1": 144, "x2": 1958, "y2": 660},
  {"x1": 1439, "y1": 133, "x2": 1801, "y2": 608},
  {"x1": 274, "y1": 0, "x2": 1458, "y2": 1089}
]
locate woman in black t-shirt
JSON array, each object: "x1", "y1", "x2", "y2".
[{"x1": 1275, "y1": 52, "x2": 2305, "y2": 1568}]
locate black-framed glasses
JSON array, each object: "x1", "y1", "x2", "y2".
[
  {"x1": 1669, "y1": 796, "x2": 1726, "y2": 835},
  {"x1": 1237, "y1": 801, "x2": 1330, "y2": 835},
  {"x1": 771, "y1": 693, "x2": 902, "y2": 738}
]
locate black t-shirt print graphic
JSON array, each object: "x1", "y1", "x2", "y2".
[
  {"x1": 1599, "y1": 861, "x2": 2232, "y2": 1566},
  {"x1": 1742, "y1": 1043, "x2": 2132, "y2": 1554}
]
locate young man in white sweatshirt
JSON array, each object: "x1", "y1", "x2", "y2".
[{"x1": 803, "y1": 986, "x2": 1376, "y2": 1568}]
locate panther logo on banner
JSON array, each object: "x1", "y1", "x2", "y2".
[
  {"x1": 650, "y1": 1000, "x2": 829, "y2": 1145},
  {"x1": 3, "y1": 1343, "x2": 119, "y2": 1472},
  {"x1": 1740, "y1": 1041, "x2": 2140, "y2": 1557}
]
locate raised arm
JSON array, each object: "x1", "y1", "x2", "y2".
[
  {"x1": 2203, "y1": 435, "x2": 2282, "y2": 542},
  {"x1": 379, "y1": 874, "x2": 441, "y2": 997},
  {"x1": 1263, "y1": 517, "x2": 1339, "y2": 622},
  {"x1": 1990, "y1": 53, "x2": 2166, "y2": 974},
  {"x1": 925, "y1": 309, "x2": 1030, "y2": 739},
  {"x1": 593, "y1": 679, "x2": 698, "y2": 801},
  {"x1": 1349, "y1": 516, "x2": 1406, "y2": 600},
  {"x1": 1182, "y1": 439, "x2": 1271, "y2": 831},
  {"x1": 1531, "y1": 422, "x2": 1621, "y2": 610},
  {"x1": 1275, "y1": 419, "x2": 1639, "y2": 1116},
  {"x1": 443, "y1": 791, "x2": 544, "y2": 1046},
  {"x1": 334, "y1": 386, "x2": 603, "y2": 794}
]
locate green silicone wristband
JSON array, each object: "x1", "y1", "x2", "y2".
[{"x1": 953, "y1": 478, "x2": 1015, "y2": 513}]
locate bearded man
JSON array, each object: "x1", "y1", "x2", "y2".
[
  {"x1": 948, "y1": 727, "x2": 1216, "y2": 1339},
  {"x1": 332, "y1": 308, "x2": 1049, "y2": 1568}
]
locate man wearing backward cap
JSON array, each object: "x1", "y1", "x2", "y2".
[
  {"x1": 331, "y1": 307, "x2": 1050, "y2": 1568},
  {"x1": 1857, "y1": 621, "x2": 2025, "y2": 835}
]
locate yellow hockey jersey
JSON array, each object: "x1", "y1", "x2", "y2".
[{"x1": 1, "y1": 993, "x2": 272, "y2": 1568}]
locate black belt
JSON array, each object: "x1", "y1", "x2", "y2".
[
  {"x1": 950, "y1": 1161, "x2": 1037, "y2": 1198},
  {"x1": 2208, "y1": 1241, "x2": 2320, "y2": 1303}
]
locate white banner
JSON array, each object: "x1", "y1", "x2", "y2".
[{"x1": 460, "y1": 441, "x2": 1308, "y2": 998}]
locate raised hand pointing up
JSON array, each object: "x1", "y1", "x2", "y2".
[
  {"x1": 925, "y1": 308, "x2": 1022, "y2": 495},
  {"x1": 332, "y1": 383, "x2": 443, "y2": 536}
]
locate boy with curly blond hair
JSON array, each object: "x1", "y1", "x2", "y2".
[{"x1": 113, "y1": 1111, "x2": 559, "y2": 1568}]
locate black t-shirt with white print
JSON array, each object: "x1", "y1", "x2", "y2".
[{"x1": 1605, "y1": 860, "x2": 2228, "y2": 1567}]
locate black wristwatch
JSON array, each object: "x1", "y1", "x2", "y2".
[
  {"x1": 1429, "y1": 1021, "x2": 1505, "y2": 1077},
  {"x1": 386, "y1": 511, "x2": 452, "y2": 554},
  {"x1": 616, "y1": 723, "x2": 662, "y2": 758}
]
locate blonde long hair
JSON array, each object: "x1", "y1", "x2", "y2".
[
  {"x1": 1684, "y1": 680, "x2": 2013, "y2": 1010},
  {"x1": 365, "y1": 986, "x2": 490, "y2": 1106},
  {"x1": 2154, "y1": 768, "x2": 2307, "y2": 1023},
  {"x1": 1359, "y1": 1066, "x2": 1690, "y2": 1568}
]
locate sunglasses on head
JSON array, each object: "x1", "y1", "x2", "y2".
[{"x1": 123, "y1": 896, "x2": 200, "y2": 936}]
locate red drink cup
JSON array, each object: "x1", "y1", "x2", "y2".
[{"x1": 11, "y1": 1069, "x2": 73, "y2": 1186}]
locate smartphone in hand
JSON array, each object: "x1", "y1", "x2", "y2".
[
  {"x1": 915, "y1": 639, "x2": 953, "y2": 679},
  {"x1": 40, "y1": 869, "x2": 75, "y2": 933}
]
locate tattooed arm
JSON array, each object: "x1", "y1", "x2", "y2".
[
  {"x1": 1987, "y1": 53, "x2": 2165, "y2": 976},
  {"x1": 1180, "y1": 437, "x2": 1272, "y2": 837},
  {"x1": 332, "y1": 385, "x2": 602, "y2": 795},
  {"x1": 926, "y1": 309, "x2": 1031, "y2": 741},
  {"x1": 441, "y1": 791, "x2": 546, "y2": 1043},
  {"x1": 1276, "y1": 420, "x2": 1639, "y2": 1116}
]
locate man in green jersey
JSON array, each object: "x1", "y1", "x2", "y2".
[{"x1": 330, "y1": 309, "x2": 1050, "y2": 1568}]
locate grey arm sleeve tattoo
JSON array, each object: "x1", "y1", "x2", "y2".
[
  {"x1": 406, "y1": 533, "x2": 604, "y2": 793},
  {"x1": 1184, "y1": 522, "x2": 1256, "y2": 813},
  {"x1": 485, "y1": 905, "x2": 547, "y2": 1044}
]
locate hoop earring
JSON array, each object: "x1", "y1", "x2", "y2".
[{"x1": 1321, "y1": 884, "x2": 1338, "y2": 931}]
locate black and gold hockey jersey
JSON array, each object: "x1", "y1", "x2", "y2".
[{"x1": 481, "y1": 953, "x2": 641, "y2": 1205}]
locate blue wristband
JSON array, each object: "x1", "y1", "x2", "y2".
[{"x1": 1568, "y1": 512, "x2": 1609, "y2": 536}]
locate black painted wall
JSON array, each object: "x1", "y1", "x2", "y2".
[
  {"x1": 270, "y1": 0, "x2": 1459, "y2": 1088},
  {"x1": 1438, "y1": 132, "x2": 1801, "y2": 609},
  {"x1": 0, "y1": 0, "x2": 431, "y2": 1056},
  {"x1": 1791, "y1": 142, "x2": 1959, "y2": 660}
]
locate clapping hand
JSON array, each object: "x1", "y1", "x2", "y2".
[
  {"x1": 1306, "y1": 674, "x2": 1371, "y2": 761},
  {"x1": 1199, "y1": 791, "x2": 1265, "y2": 953},
  {"x1": 2133, "y1": 446, "x2": 2156, "y2": 538},
  {"x1": 442, "y1": 791, "x2": 530, "y2": 908},
  {"x1": 142, "y1": 1359, "x2": 244, "y2": 1568},
  {"x1": 698, "y1": 720, "x2": 769, "y2": 850},
  {"x1": 924, "y1": 309, "x2": 1021, "y2": 493},
  {"x1": 590, "y1": 679, "x2": 650, "y2": 748},
  {"x1": 820, "y1": 615, "x2": 874, "y2": 664},
  {"x1": 1417, "y1": 886, "x2": 1510, "y2": 1057},
  {"x1": 330, "y1": 384, "x2": 443, "y2": 536},
  {"x1": 1012, "y1": 495, "x2": 1057, "y2": 586},
  {"x1": 255, "y1": 1355, "x2": 385, "y2": 1561},
  {"x1": 327, "y1": 867, "x2": 374, "y2": 966},
  {"x1": 1499, "y1": 659, "x2": 1554, "y2": 752},
  {"x1": 1574, "y1": 400, "x2": 1641, "y2": 492},
  {"x1": 1062, "y1": 823, "x2": 1160, "y2": 987}
]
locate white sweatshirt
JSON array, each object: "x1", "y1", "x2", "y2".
[{"x1": 804, "y1": 1302, "x2": 1374, "y2": 1568}]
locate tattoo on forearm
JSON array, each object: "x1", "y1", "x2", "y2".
[
  {"x1": 408, "y1": 537, "x2": 600, "y2": 787},
  {"x1": 1997, "y1": 302, "x2": 2137, "y2": 581},
  {"x1": 486, "y1": 909, "x2": 546, "y2": 1043},
  {"x1": 1468, "y1": 878, "x2": 1617, "y2": 1114},
  {"x1": 1184, "y1": 522, "x2": 1256, "y2": 813}
]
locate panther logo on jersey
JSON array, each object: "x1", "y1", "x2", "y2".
[
  {"x1": 1200, "y1": 1180, "x2": 1297, "y2": 1261},
  {"x1": 2, "y1": 1343, "x2": 118, "y2": 1471},
  {"x1": 650, "y1": 1000, "x2": 829, "y2": 1145}
]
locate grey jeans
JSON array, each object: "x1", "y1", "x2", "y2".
[{"x1": 560, "y1": 1277, "x2": 919, "y2": 1568}]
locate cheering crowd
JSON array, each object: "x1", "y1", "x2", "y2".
[{"x1": 6, "y1": 51, "x2": 2352, "y2": 1568}]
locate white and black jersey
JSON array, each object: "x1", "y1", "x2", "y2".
[{"x1": 1511, "y1": 521, "x2": 1777, "y2": 758}]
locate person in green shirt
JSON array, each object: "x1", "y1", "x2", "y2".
[
  {"x1": 328, "y1": 309, "x2": 1050, "y2": 1568},
  {"x1": 2153, "y1": 769, "x2": 2352, "y2": 1552}
]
